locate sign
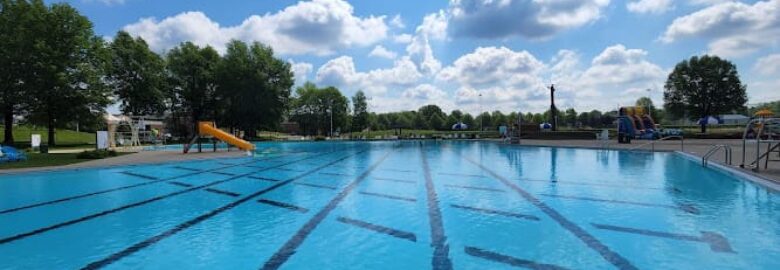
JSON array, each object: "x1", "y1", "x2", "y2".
[
  {"x1": 31, "y1": 134, "x2": 41, "y2": 148},
  {"x1": 97, "y1": 131, "x2": 109, "y2": 149}
]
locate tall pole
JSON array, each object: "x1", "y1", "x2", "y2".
[
  {"x1": 479, "y1": 93, "x2": 483, "y2": 132},
  {"x1": 550, "y1": 84, "x2": 557, "y2": 131},
  {"x1": 329, "y1": 104, "x2": 333, "y2": 138}
]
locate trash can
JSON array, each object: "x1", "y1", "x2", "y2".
[{"x1": 40, "y1": 144, "x2": 48, "y2": 153}]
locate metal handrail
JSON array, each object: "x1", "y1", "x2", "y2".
[
  {"x1": 702, "y1": 144, "x2": 732, "y2": 167},
  {"x1": 628, "y1": 136, "x2": 685, "y2": 152}
]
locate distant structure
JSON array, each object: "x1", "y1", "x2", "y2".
[{"x1": 549, "y1": 84, "x2": 558, "y2": 131}]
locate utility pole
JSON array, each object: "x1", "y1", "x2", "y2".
[
  {"x1": 479, "y1": 93, "x2": 483, "y2": 132},
  {"x1": 549, "y1": 84, "x2": 558, "y2": 131},
  {"x1": 329, "y1": 103, "x2": 333, "y2": 138}
]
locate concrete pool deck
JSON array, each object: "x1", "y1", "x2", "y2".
[{"x1": 3, "y1": 139, "x2": 778, "y2": 185}]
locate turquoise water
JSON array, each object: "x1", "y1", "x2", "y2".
[{"x1": 0, "y1": 141, "x2": 777, "y2": 269}]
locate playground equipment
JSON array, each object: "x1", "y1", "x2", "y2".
[
  {"x1": 740, "y1": 109, "x2": 780, "y2": 171},
  {"x1": 183, "y1": 121, "x2": 255, "y2": 155},
  {"x1": 617, "y1": 106, "x2": 660, "y2": 143}
]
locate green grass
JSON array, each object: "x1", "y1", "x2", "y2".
[
  {"x1": 0, "y1": 126, "x2": 95, "y2": 147},
  {"x1": 0, "y1": 151, "x2": 131, "y2": 170}
]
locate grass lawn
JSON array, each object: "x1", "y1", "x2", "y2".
[
  {"x1": 0, "y1": 152, "x2": 132, "y2": 170},
  {"x1": 0, "y1": 125, "x2": 96, "y2": 147}
]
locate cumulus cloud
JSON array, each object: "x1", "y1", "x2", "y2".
[
  {"x1": 393, "y1": 34, "x2": 413, "y2": 43},
  {"x1": 660, "y1": 0, "x2": 780, "y2": 57},
  {"x1": 626, "y1": 0, "x2": 673, "y2": 14},
  {"x1": 390, "y1": 14, "x2": 406, "y2": 28},
  {"x1": 123, "y1": 0, "x2": 388, "y2": 55},
  {"x1": 448, "y1": 0, "x2": 610, "y2": 39},
  {"x1": 289, "y1": 60, "x2": 313, "y2": 85},
  {"x1": 754, "y1": 54, "x2": 780, "y2": 75},
  {"x1": 315, "y1": 56, "x2": 422, "y2": 95},
  {"x1": 403, "y1": 11, "x2": 447, "y2": 75},
  {"x1": 368, "y1": 45, "x2": 398, "y2": 59},
  {"x1": 438, "y1": 46, "x2": 544, "y2": 89}
]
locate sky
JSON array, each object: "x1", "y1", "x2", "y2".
[{"x1": 54, "y1": 0, "x2": 780, "y2": 114}]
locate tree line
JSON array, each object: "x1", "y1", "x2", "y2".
[{"x1": 0, "y1": 0, "x2": 292, "y2": 145}]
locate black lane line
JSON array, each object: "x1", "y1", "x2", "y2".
[
  {"x1": 372, "y1": 177, "x2": 416, "y2": 184},
  {"x1": 247, "y1": 176, "x2": 282, "y2": 182},
  {"x1": 274, "y1": 168, "x2": 305, "y2": 173},
  {"x1": 462, "y1": 156, "x2": 638, "y2": 270},
  {"x1": 211, "y1": 171, "x2": 237, "y2": 176},
  {"x1": 203, "y1": 188, "x2": 240, "y2": 197},
  {"x1": 420, "y1": 148, "x2": 453, "y2": 270},
  {"x1": 336, "y1": 216, "x2": 416, "y2": 242},
  {"x1": 517, "y1": 178, "x2": 681, "y2": 193},
  {"x1": 0, "y1": 156, "x2": 281, "y2": 216},
  {"x1": 464, "y1": 246, "x2": 570, "y2": 270},
  {"x1": 450, "y1": 204, "x2": 540, "y2": 221},
  {"x1": 166, "y1": 182, "x2": 193, "y2": 188},
  {"x1": 540, "y1": 194, "x2": 700, "y2": 215},
  {"x1": 261, "y1": 151, "x2": 392, "y2": 270},
  {"x1": 319, "y1": 172, "x2": 355, "y2": 177},
  {"x1": 257, "y1": 199, "x2": 308, "y2": 213},
  {"x1": 0, "y1": 151, "x2": 340, "y2": 245},
  {"x1": 171, "y1": 166, "x2": 202, "y2": 172},
  {"x1": 445, "y1": 184, "x2": 505, "y2": 193},
  {"x1": 592, "y1": 223, "x2": 735, "y2": 253},
  {"x1": 359, "y1": 191, "x2": 417, "y2": 202},
  {"x1": 81, "y1": 150, "x2": 369, "y2": 270},
  {"x1": 293, "y1": 182, "x2": 338, "y2": 190},
  {"x1": 119, "y1": 171, "x2": 159, "y2": 180},
  {"x1": 217, "y1": 162, "x2": 236, "y2": 166},
  {"x1": 438, "y1": 172, "x2": 488, "y2": 178}
]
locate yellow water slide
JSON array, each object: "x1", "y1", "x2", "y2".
[{"x1": 198, "y1": 122, "x2": 255, "y2": 151}]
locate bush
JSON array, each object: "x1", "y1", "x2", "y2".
[
  {"x1": 314, "y1": 136, "x2": 326, "y2": 141},
  {"x1": 76, "y1": 149, "x2": 118, "y2": 159}
]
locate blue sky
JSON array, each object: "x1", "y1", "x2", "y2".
[{"x1": 56, "y1": 0, "x2": 780, "y2": 114}]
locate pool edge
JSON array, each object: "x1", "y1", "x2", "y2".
[{"x1": 675, "y1": 151, "x2": 780, "y2": 192}]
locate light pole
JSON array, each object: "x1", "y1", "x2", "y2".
[
  {"x1": 329, "y1": 103, "x2": 333, "y2": 138},
  {"x1": 479, "y1": 93, "x2": 483, "y2": 132}
]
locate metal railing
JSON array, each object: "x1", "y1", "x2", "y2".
[
  {"x1": 703, "y1": 144, "x2": 732, "y2": 167},
  {"x1": 627, "y1": 136, "x2": 685, "y2": 152}
]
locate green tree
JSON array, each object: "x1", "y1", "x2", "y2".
[
  {"x1": 413, "y1": 112, "x2": 429, "y2": 130},
  {"x1": 108, "y1": 31, "x2": 166, "y2": 116},
  {"x1": 167, "y1": 42, "x2": 220, "y2": 136},
  {"x1": 418, "y1": 104, "x2": 445, "y2": 121},
  {"x1": 429, "y1": 113, "x2": 445, "y2": 130},
  {"x1": 27, "y1": 3, "x2": 111, "y2": 146},
  {"x1": 216, "y1": 40, "x2": 292, "y2": 137},
  {"x1": 664, "y1": 55, "x2": 747, "y2": 133},
  {"x1": 462, "y1": 113, "x2": 475, "y2": 130},
  {"x1": 564, "y1": 108, "x2": 577, "y2": 127},
  {"x1": 0, "y1": 0, "x2": 48, "y2": 144},
  {"x1": 289, "y1": 83, "x2": 348, "y2": 136},
  {"x1": 635, "y1": 97, "x2": 662, "y2": 123},
  {"x1": 491, "y1": 110, "x2": 506, "y2": 127},
  {"x1": 351, "y1": 90, "x2": 369, "y2": 132},
  {"x1": 476, "y1": 112, "x2": 491, "y2": 130}
]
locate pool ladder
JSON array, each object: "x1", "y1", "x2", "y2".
[{"x1": 702, "y1": 144, "x2": 732, "y2": 167}]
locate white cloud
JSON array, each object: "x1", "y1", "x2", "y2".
[
  {"x1": 754, "y1": 54, "x2": 780, "y2": 75},
  {"x1": 403, "y1": 11, "x2": 447, "y2": 75},
  {"x1": 660, "y1": 0, "x2": 780, "y2": 58},
  {"x1": 84, "y1": 0, "x2": 125, "y2": 5},
  {"x1": 315, "y1": 56, "x2": 422, "y2": 95},
  {"x1": 289, "y1": 60, "x2": 313, "y2": 85},
  {"x1": 390, "y1": 14, "x2": 405, "y2": 28},
  {"x1": 393, "y1": 34, "x2": 413, "y2": 43},
  {"x1": 627, "y1": 0, "x2": 673, "y2": 14},
  {"x1": 402, "y1": 84, "x2": 447, "y2": 100},
  {"x1": 438, "y1": 46, "x2": 544, "y2": 89},
  {"x1": 416, "y1": 10, "x2": 448, "y2": 40},
  {"x1": 368, "y1": 45, "x2": 398, "y2": 59},
  {"x1": 123, "y1": 0, "x2": 388, "y2": 55},
  {"x1": 448, "y1": 0, "x2": 610, "y2": 39}
]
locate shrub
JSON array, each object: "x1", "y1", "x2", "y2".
[{"x1": 76, "y1": 149, "x2": 118, "y2": 159}]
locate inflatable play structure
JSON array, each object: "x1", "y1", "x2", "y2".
[
  {"x1": 740, "y1": 109, "x2": 780, "y2": 171},
  {"x1": 617, "y1": 106, "x2": 660, "y2": 143},
  {"x1": 0, "y1": 146, "x2": 26, "y2": 163},
  {"x1": 183, "y1": 121, "x2": 255, "y2": 155}
]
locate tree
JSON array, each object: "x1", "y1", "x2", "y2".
[
  {"x1": 27, "y1": 3, "x2": 111, "y2": 146},
  {"x1": 289, "y1": 83, "x2": 348, "y2": 136},
  {"x1": 108, "y1": 31, "x2": 166, "y2": 116},
  {"x1": 491, "y1": 110, "x2": 506, "y2": 127},
  {"x1": 0, "y1": 0, "x2": 48, "y2": 144},
  {"x1": 664, "y1": 55, "x2": 747, "y2": 133},
  {"x1": 167, "y1": 42, "x2": 220, "y2": 136},
  {"x1": 351, "y1": 90, "x2": 369, "y2": 132},
  {"x1": 577, "y1": 112, "x2": 589, "y2": 127},
  {"x1": 413, "y1": 112, "x2": 429, "y2": 130},
  {"x1": 564, "y1": 108, "x2": 577, "y2": 127},
  {"x1": 418, "y1": 104, "x2": 445, "y2": 123},
  {"x1": 462, "y1": 113, "x2": 475, "y2": 130},
  {"x1": 216, "y1": 40, "x2": 292, "y2": 137},
  {"x1": 476, "y1": 112, "x2": 491, "y2": 130},
  {"x1": 635, "y1": 97, "x2": 662, "y2": 123},
  {"x1": 429, "y1": 113, "x2": 445, "y2": 130}
]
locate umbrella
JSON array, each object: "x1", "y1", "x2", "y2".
[
  {"x1": 540, "y1": 123, "x2": 552, "y2": 129},
  {"x1": 754, "y1": 109, "x2": 774, "y2": 117},
  {"x1": 451, "y1": 122, "x2": 468, "y2": 130}
]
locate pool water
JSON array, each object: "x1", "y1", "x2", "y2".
[{"x1": 0, "y1": 141, "x2": 777, "y2": 269}]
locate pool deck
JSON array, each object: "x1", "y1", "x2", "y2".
[
  {"x1": 3, "y1": 139, "x2": 779, "y2": 185},
  {"x1": 516, "y1": 138, "x2": 780, "y2": 184}
]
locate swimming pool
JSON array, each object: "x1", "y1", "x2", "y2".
[{"x1": 0, "y1": 141, "x2": 777, "y2": 269}]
